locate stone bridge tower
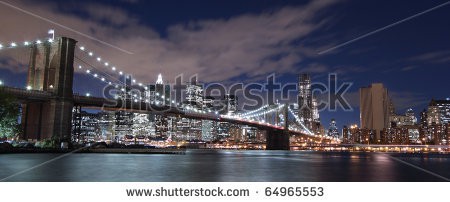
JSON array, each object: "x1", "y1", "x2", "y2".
[{"x1": 21, "y1": 37, "x2": 77, "y2": 142}]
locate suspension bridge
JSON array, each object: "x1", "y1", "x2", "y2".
[{"x1": 0, "y1": 35, "x2": 330, "y2": 150}]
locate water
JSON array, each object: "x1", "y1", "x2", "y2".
[{"x1": 0, "y1": 151, "x2": 449, "y2": 181}]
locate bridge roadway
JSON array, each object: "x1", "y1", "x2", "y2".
[{"x1": 0, "y1": 86, "x2": 312, "y2": 137}]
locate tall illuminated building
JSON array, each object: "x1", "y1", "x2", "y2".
[
  {"x1": 360, "y1": 83, "x2": 390, "y2": 141},
  {"x1": 298, "y1": 73, "x2": 313, "y2": 129},
  {"x1": 145, "y1": 74, "x2": 171, "y2": 105},
  {"x1": 312, "y1": 98, "x2": 320, "y2": 122},
  {"x1": 427, "y1": 99, "x2": 450, "y2": 125}
]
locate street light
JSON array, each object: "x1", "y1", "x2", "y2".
[
  {"x1": 86, "y1": 93, "x2": 91, "y2": 97},
  {"x1": 0, "y1": 80, "x2": 3, "y2": 85},
  {"x1": 26, "y1": 85, "x2": 32, "y2": 90}
]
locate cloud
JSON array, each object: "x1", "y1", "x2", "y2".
[
  {"x1": 0, "y1": 47, "x2": 30, "y2": 73},
  {"x1": 400, "y1": 66, "x2": 417, "y2": 71},
  {"x1": 302, "y1": 63, "x2": 330, "y2": 73},
  {"x1": 408, "y1": 50, "x2": 450, "y2": 64},
  {"x1": 0, "y1": 0, "x2": 340, "y2": 85},
  {"x1": 389, "y1": 91, "x2": 428, "y2": 111}
]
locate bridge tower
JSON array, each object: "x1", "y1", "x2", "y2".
[
  {"x1": 266, "y1": 104, "x2": 290, "y2": 150},
  {"x1": 21, "y1": 37, "x2": 77, "y2": 143}
]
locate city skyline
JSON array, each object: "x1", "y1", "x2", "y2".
[
  {"x1": 1, "y1": 0, "x2": 450, "y2": 186},
  {"x1": 1, "y1": 0, "x2": 450, "y2": 129}
]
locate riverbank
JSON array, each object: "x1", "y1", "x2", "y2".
[{"x1": 0, "y1": 147, "x2": 186, "y2": 154}]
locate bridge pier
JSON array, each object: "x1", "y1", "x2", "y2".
[
  {"x1": 21, "y1": 37, "x2": 76, "y2": 143},
  {"x1": 266, "y1": 129, "x2": 290, "y2": 150},
  {"x1": 266, "y1": 104, "x2": 290, "y2": 150}
]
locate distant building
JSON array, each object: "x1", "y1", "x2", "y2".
[
  {"x1": 327, "y1": 119, "x2": 339, "y2": 139},
  {"x1": 381, "y1": 127, "x2": 410, "y2": 145},
  {"x1": 360, "y1": 83, "x2": 390, "y2": 141},
  {"x1": 389, "y1": 108, "x2": 417, "y2": 127},
  {"x1": 224, "y1": 94, "x2": 238, "y2": 115},
  {"x1": 427, "y1": 99, "x2": 450, "y2": 125},
  {"x1": 185, "y1": 80, "x2": 203, "y2": 109},
  {"x1": 342, "y1": 125, "x2": 375, "y2": 144}
]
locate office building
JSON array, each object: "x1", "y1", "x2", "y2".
[{"x1": 360, "y1": 83, "x2": 390, "y2": 141}]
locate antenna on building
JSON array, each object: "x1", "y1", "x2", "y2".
[{"x1": 48, "y1": 29, "x2": 55, "y2": 40}]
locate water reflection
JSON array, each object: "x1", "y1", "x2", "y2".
[{"x1": 0, "y1": 151, "x2": 448, "y2": 182}]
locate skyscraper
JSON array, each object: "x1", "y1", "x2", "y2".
[
  {"x1": 360, "y1": 83, "x2": 390, "y2": 141},
  {"x1": 427, "y1": 99, "x2": 450, "y2": 125},
  {"x1": 298, "y1": 73, "x2": 313, "y2": 129},
  {"x1": 146, "y1": 74, "x2": 171, "y2": 105}
]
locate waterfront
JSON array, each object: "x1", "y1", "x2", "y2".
[{"x1": 0, "y1": 151, "x2": 448, "y2": 182}]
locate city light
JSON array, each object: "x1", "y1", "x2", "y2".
[
  {"x1": 0, "y1": 80, "x2": 3, "y2": 85},
  {"x1": 86, "y1": 93, "x2": 90, "y2": 97},
  {"x1": 79, "y1": 46, "x2": 85, "y2": 51},
  {"x1": 26, "y1": 85, "x2": 32, "y2": 90},
  {"x1": 36, "y1": 40, "x2": 42, "y2": 44},
  {"x1": 10, "y1": 42, "x2": 17, "y2": 47},
  {"x1": 88, "y1": 52, "x2": 93, "y2": 56},
  {"x1": 24, "y1": 41, "x2": 30, "y2": 46}
]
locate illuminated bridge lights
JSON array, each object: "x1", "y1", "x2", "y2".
[
  {"x1": 0, "y1": 37, "x2": 56, "y2": 51},
  {"x1": 76, "y1": 44, "x2": 145, "y2": 86}
]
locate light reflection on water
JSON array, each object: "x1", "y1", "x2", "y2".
[{"x1": 0, "y1": 151, "x2": 448, "y2": 182}]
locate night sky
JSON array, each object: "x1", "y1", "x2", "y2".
[{"x1": 1, "y1": 0, "x2": 449, "y2": 129}]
